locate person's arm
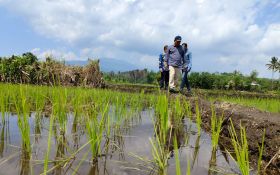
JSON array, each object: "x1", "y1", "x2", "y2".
[
  {"x1": 188, "y1": 52, "x2": 192, "y2": 72},
  {"x1": 164, "y1": 47, "x2": 169, "y2": 63},
  {"x1": 159, "y1": 54, "x2": 163, "y2": 71},
  {"x1": 164, "y1": 47, "x2": 169, "y2": 68}
]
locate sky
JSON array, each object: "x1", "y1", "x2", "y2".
[{"x1": 0, "y1": 0, "x2": 280, "y2": 78}]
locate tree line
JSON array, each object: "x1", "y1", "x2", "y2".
[
  {"x1": 1, "y1": 53, "x2": 278, "y2": 91},
  {"x1": 103, "y1": 68, "x2": 280, "y2": 92}
]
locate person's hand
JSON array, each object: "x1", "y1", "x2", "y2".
[
  {"x1": 160, "y1": 69, "x2": 163, "y2": 72},
  {"x1": 164, "y1": 61, "x2": 168, "y2": 68}
]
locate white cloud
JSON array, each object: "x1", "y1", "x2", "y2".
[
  {"x1": 1, "y1": 0, "x2": 280, "y2": 77},
  {"x1": 257, "y1": 24, "x2": 280, "y2": 55},
  {"x1": 31, "y1": 48, "x2": 79, "y2": 61}
]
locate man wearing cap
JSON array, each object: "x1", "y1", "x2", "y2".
[{"x1": 164, "y1": 36, "x2": 185, "y2": 92}]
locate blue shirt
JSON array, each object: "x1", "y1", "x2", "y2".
[
  {"x1": 164, "y1": 45, "x2": 184, "y2": 68},
  {"x1": 159, "y1": 53, "x2": 169, "y2": 71},
  {"x1": 182, "y1": 50, "x2": 192, "y2": 72}
]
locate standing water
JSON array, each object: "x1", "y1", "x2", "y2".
[{"x1": 0, "y1": 109, "x2": 238, "y2": 175}]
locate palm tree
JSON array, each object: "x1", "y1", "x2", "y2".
[{"x1": 266, "y1": 57, "x2": 278, "y2": 90}]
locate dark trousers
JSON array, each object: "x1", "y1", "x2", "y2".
[
  {"x1": 180, "y1": 71, "x2": 191, "y2": 91},
  {"x1": 160, "y1": 71, "x2": 169, "y2": 89}
]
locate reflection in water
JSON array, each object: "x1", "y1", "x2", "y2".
[
  {"x1": 191, "y1": 134, "x2": 201, "y2": 169},
  {"x1": 54, "y1": 134, "x2": 67, "y2": 175},
  {"x1": 111, "y1": 127, "x2": 125, "y2": 161},
  {"x1": 0, "y1": 115, "x2": 10, "y2": 158},
  {"x1": 208, "y1": 148, "x2": 217, "y2": 175},
  {"x1": 34, "y1": 113, "x2": 42, "y2": 143},
  {"x1": 0, "y1": 121, "x2": 6, "y2": 157},
  {"x1": 0, "y1": 110, "x2": 238, "y2": 175},
  {"x1": 71, "y1": 114, "x2": 80, "y2": 151},
  {"x1": 87, "y1": 164, "x2": 99, "y2": 175},
  {"x1": 20, "y1": 141, "x2": 31, "y2": 175}
]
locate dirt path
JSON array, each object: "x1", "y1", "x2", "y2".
[{"x1": 188, "y1": 97, "x2": 280, "y2": 175}]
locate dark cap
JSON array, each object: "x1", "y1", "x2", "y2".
[{"x1": 174, "y1": 35, "x2": 182, "y2": 41}]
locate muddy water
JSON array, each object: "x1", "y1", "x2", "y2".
[{"x1": 0, "y1": 110, "x2": 239, "y2": 175}]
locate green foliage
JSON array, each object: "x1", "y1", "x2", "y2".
[
  {"x1": 104, "y1": 68, "x2": 280, "y2": 91},
  {"x1": 210, "y1": 105, "x2": 223, "y2": 151},
  {"x1": 103, "y1": 69, "x2": 159, "y2": 85},
  {"x1": 209, "y1": 96, "x2": 280, "y2": 113},
  {"x1": 0, "y1": 54, "x2": 104, "y2": 87},
  {"x1": 228, "y1": 120, "x2": 250, "y2": 175}
]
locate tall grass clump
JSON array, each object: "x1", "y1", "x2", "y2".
[
  {"x1": 210, "y1": 105, "x2": 223, "y2": 151},
  {"x1": 228, "y1": 120, "x2": 250, "y2": 175},
  {"x1": 0, "y1": 91, "x2": 8, "y2": 124},
  {"x1": 52, "y1": 87, "x2": 68, "y2": 134},
  {"x1": 13, "y1": 86, "x2": 31, "y2": 157},
  {"x1": 150, "y1": 95, "x2": 170, "y2": 174},
  {"x1": 86, "y1": 103, "x2": 108, "y2": 164},
  {"x1": 155, "y1": 95, "x2": 169, "y2": 141},
  {"x1": 149, "y1": 134, "x2": 170, "y2": 175},
  {"x1": 43, "y1": 109, "x2": 55, "y2": 174}
]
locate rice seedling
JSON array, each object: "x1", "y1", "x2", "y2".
[
  {"x1": 149, "y1": 134, "x2": 170, "y2": 175},
  {"x1": 85, "y1": 102, "x2": 108, "y2": 164},
  {"x1": 0, "y1": 90, "x2": 8, "y2": 124},
  {"x1": 155, "y1": 95, "x2": 169, "y2": 143},
  {"x1": 191, "y1": 134, "x2": 200, "y2": 169},
  {"x1": 228, "y1": 120, "x2": 250, "y2": 175},
  {"x1": 257, "y1": 129, "x2": 265, "y2": 175},
  {"x1": 210, "y1": 105, "x2": 223, "y2": 151},
  {"x1": 209, "y1": 96, "x2": 280, "y2": 113},
  {"x1": 195, "y1": 101, "x2": 201, "y2": 135},
  {"x1": 43, "y1": 107, "x2": 55, "y2": 175},
  {"x1": 186, "y1": 159, "x2": 191, "y2": 175},
  {"x1": 13, "y1": 86, "x2": 31, "y2": 157},
  {"x1": 174, "y1": 137, "x2": 181, "y2": 175},
  {"x1": 52, "y1": 87, "x2": 68, "y2": 135},
  {"x1": 172, "y1": 97, "x2": 184, "y2": 125}
]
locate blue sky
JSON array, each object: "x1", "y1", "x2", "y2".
[{"x1": 0, "y1": 0, "x2": 280, "y2": 78}]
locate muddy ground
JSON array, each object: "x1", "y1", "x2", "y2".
[
  {"x1": 105, "y1": 84, "x2": 280, "y2": 174},
  {"x1": 187, "y1": 97, "x2": 280, "y2": 175}
]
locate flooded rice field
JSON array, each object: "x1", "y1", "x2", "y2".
[
  {"x1": 0, "y1": 84, "x2": 267, "y2": 175},
  {"x1": 0, "y1": 110, "x2": 239, "y2": 175}
]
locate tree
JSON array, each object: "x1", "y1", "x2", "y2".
[
  {"x1": 266, "y1": 57, "x2": 278, "y2": 90},
  {"x1": 249, "y1": 70, "x2": 258, "y2": 82}
]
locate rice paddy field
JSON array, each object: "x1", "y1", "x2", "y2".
[
  {"x1": 208, "y1": 96, "x2": 280, "y2": 113},
  {"x1": 0, "y1": 83, "x2": 275, "y2": 175}
]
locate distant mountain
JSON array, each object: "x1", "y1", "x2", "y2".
[{"x1": 66, "y1": 58, "x2": 139, "y2": 72}]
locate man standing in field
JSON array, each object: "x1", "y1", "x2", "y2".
[
  {"x1": 180, "y1": 43, "x2": 192, "y2": 94},
  {"x1": 164, "y1": 36, "x2": 185, "y2": 93},
  {"x1": 159, "y1": 45, "x2": 169, "y2": 90}
]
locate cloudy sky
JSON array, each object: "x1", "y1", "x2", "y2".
[{"x1": 0, "y1": 0, "x2": 280, "y2": 77}]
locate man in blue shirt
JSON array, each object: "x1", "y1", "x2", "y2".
[
  {"x1": 164, "y1": 36, "x2": 185, "y2": 92},
  {"x1": 180, "y1": 43, "x2": 192, "y2": 94},
  {"x1": 159, "y1": 45, "x2": 169, "y2": 89}
]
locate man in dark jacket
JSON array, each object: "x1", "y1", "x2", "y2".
[{"x1": 164, "y1": 36, "x2": 185, "y2": 92}]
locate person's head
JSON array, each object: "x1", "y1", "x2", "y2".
[
  {"x1": 174, "y1": 35, "x2": 182, "y2": 47},
  {"x1": 163, "y1": 45, "x2": 168, "y2": 53},
  {"x1": 182, "y1": 43, "x2": 188, "y2": 50}
]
